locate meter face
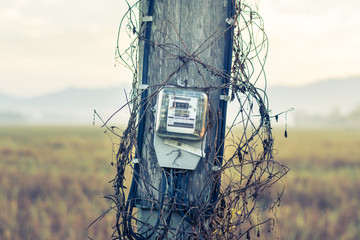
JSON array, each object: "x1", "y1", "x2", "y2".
[
  {"x1": 156, "y1": 87, "x2": 208, "y2": 140},
  {"x1": 167, "y1": 96, "x2": 197, "y2": 134}
]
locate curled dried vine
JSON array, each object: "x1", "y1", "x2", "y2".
[{"x1": 90, "y1": 1, "x2": 289, "y2": 239}]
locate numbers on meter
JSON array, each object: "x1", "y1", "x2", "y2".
[{"x1": 167, "y1": 96, "x2": 197, "y2": 134}]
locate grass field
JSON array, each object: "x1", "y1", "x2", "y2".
[
  {"x1": 0, "y1": 126, "x2": 117, "y2": 240},
  {"x1": 273, "y1": 128, "x2": 360, "y2": 240},
  {"x1": 0, "y1": 126, "x2": 359, "y2": 239}
]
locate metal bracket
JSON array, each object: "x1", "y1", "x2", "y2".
[
  {"x1": 220, "y1": 95, "x2": 230, "y2": 101},
  {"x1": 212, "y1": 166, "x2": 221, "y2": 172},
  {"x1": 132, "y1": 158, "x2": 139, "y2": 164},
  {"x1": 226, "y1": 18, "x2": 235, "y2": 25},
  {"x1": 138, "y1": 84, "x2": 148, "y2": 90},
  {"x1": 143, "y1": 16, "x2": 153, "y2": 22}
]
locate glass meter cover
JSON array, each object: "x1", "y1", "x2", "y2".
[{"x1": 156, "y1": 87, "x2": 208, "y2": 140}]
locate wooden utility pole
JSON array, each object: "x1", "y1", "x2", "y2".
[{"x1": 133, "y1": 0, "x2": 233, "y2": 238}]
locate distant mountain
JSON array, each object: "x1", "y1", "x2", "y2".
[
  {"x1": 0, "y1": 77, "x2": 359, "y2": 126},
  {"x1": 266, "y1": 77, "x2": 360, "y2": 126},
  {"x1": 0, "y1": 85, "x2": 131, "y2": 125},
  {"x1": 0, "y1": 93, "x2": 16, "y2": 103},
  {"x1": 267, "y1": 77, "x2": 360, "y2": 115}
]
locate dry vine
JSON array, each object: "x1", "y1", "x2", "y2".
[{"x1": 91, "y1": 0, "x2": 289, "y2": 239}]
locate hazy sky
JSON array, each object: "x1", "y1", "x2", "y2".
[
  {"x1": 261, "y1": 0, "x2": 360, "y2": 87},
  {"x1": 1, "y1": 0, "x2": 359, "y2": 97}
]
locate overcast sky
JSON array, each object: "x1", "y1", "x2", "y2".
[
  {"x1": 261, "y1": 0, "x2": 360, "y2": 87},
  {"x1": 1, "y1": 0, "x2": 359, "y2": 97}
]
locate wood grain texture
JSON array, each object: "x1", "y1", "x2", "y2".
[{"x1": 137, "y1": 0, "x2": 230, "y2": 208}]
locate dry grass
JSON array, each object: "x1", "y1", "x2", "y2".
[
  {"x1": 0, "y1": 126, "x2": 117, "y2": 240},
  {"x1": 273, "y1": 128, "x2": 360, "y2": 240},
  {"x1": 0, "y1": 126, "x2": 359, "y2": 239}
]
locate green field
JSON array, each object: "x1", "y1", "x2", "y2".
[{"x1": 0, "y1": 126, "x2": 359, "y2": 239}]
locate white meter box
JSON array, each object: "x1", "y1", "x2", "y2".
[
  {"x1": 154, "y1": 87, "x2": 208, "y2": 170},
  {"x1": 156, "y1": 87, "x2": 208, "y2": 141}
]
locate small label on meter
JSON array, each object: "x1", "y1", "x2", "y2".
[{"x1": 167, "y1": 96, "x2": 198, "y2": 134}]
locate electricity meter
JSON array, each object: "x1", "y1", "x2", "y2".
[
  {"x1": 153, "y1": 86, "x2": 208, "y2": 170},
  {"x1": 156, "y1": 87, "x2": 208, "y2": 141}
]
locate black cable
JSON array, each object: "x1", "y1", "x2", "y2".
[
  {"x1": 136, "y1": 0, "x2": 155, "y2": 153},
  {"x1": 211, "y1": 0, "x2": 235, "y2": 205},
  {"x1": 106, "y1": 1, "x2": 290, "y2": 239},
  {"x1": 125, "y1": 0, "x2": 156, "y2": 238}
]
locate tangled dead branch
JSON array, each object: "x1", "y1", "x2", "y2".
[{"x1": 91, "y1": 0, "x2": 289, "y2": 239}]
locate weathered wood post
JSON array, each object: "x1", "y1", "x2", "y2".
[{"x1": 133, "y1": 0, "x2": 234, "y2": 238}]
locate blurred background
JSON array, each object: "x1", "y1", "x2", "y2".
[{"x1": 0, "y1": 0, "x2": 359, "y2": 239}]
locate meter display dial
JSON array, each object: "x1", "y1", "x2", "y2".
[{"x1": 156, "y1": 87, "x2": 208, "y2": 141}]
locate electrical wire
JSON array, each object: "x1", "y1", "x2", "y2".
[{"x1": 92, "y1": 0, "x2": 290, "y2": 239}]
